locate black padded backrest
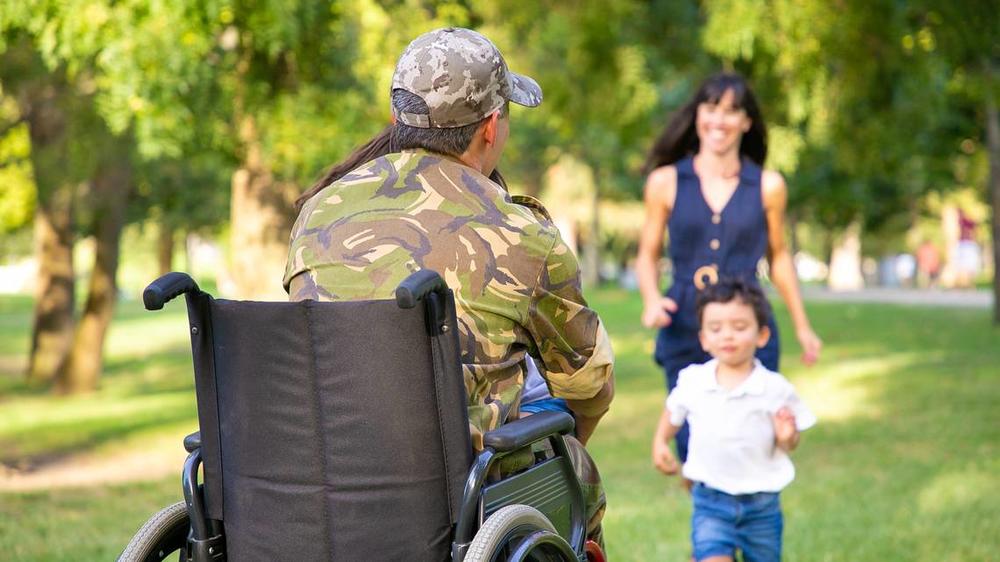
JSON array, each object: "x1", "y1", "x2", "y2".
[{"x1": 187, "y1": 293, "x2": 472, "y2": 561}]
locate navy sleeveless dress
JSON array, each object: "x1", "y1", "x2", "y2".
[{"x1": 654, "y1": 156, "x2": 780, "y2": 461}]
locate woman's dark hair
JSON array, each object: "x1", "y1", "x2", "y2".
[
  {"x1": 643, "y1": 72, "x2": 767, "y2": 174},
  {"x1": 295, "y1": 118, "x2": 509, "y2": 211},
  {"x1": 295, "y1": 125, "x2": 393, "y2": 211},
  {"x1": 695, "y1": 277, "x2": 772, "y2": 328}
]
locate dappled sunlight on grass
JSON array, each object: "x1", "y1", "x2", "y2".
[
  {"x1": 0, "y1": 297, "x2": 198, "y2": 468},
  {"x1": 794, "y1": 351, "x2": 945, "y2": 422},
  {"x1": 0, "y1": 390, "x2": 196, "y2": 464},
  {"x1": 917, "y1": 468, "x2": 995, "y2": 515}
]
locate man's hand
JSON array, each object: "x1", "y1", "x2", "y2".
[
  {"x1": 641, "y1": 297, "x2": 678, "y2": 329},
  {"x1": 652, "y1": 438, "x2": 680, "y2": 475},
  {"x1": 772, "y1": 407, "x2": 799, "y2": 452}
]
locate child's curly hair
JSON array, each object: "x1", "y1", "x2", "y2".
[{"x1": 695, "y1": 277, "x2": 772, "y2": 328}]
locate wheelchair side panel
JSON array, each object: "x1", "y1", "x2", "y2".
[{"x1": 480, "y1": 457, "x2": 575, "y2": 541}]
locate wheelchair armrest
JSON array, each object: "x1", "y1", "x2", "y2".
[
  {"x1": 482, "y1": 411, "x2": 575, "y2": 452},
  {"x1": 144, "y1": 272, "x2": 200, "y2": 310},
  {"x1": 184, "y1": 431, "x2": 201, "y2": 453}
]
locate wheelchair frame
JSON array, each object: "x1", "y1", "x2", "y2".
[{"x1": 120, "y1": 271, "x2": 598, "y2": 562}]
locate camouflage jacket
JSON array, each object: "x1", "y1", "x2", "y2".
[{"x1": 284, "y1": 150, "x2": 614, "y2": 449}]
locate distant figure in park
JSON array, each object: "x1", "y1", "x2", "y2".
[
  {"x1": 894, "y1": 253, "x2": 916, "y2": 288},
  {"x1": 955, "y1": 210, "x2": 980, "y2": 288},
  {"x1": 652, "y1": 279, "x2": 815, "y2": 562},
  {"x1": 635, "y1": 72, "x2": 822, "y2": 465},
  {"x1": 915, "y1": 240, "x2": 941, "y2": 289}
]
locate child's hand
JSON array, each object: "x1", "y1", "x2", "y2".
[
  {"x1": 772, "y1": 407, "x2": 799, "y2": 452},
  {"x1": 652, "y1": 439, "x2": 680, "y2": 475}
]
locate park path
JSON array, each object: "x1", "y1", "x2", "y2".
[
  {"x1": 0, "y1": 428, "x2": 188, "y2": 492},
  {"x1": 0, "y1": 286, "x2": 992, "y2": 492},
  {"x1": 798, "y1": 286, "x2": 992, "y2": 309}
]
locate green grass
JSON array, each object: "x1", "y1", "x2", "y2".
[{"x1": 1, "y1": 290, "x2": 998, "y2": 561}]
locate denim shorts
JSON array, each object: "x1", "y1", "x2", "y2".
[{"x1": 691, "y1": 483, "x2": 783, "y2": 562}]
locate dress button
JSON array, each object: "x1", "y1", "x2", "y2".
[
  {"x1": 710, "y1": 239, "x2": 720, "y2": 250},
  {"x1": 712, "y1": 214, "x2": 721, "y2": 224}
]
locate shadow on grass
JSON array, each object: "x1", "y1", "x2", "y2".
[{"x1": 0, "y1": 387, "x2": 197, "y2": 471}]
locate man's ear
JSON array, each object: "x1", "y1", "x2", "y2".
[
  {"x1": 390, "y1": 113, "x2": 397, "y2": 125},
  {"x1": 482, "y1": 111, "x2": 500, "y2": 146}
]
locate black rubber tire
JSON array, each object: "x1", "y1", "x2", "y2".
[
  {"x1": 117, "y1": 501, "x2": 189, "y2": 562},
  {"x1": 464, "y1": 504, "x2": 562, "y2": 562}
]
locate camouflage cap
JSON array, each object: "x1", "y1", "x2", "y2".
[{"x1": 391, "y1": 27, "x2": 543, "y2": 128}]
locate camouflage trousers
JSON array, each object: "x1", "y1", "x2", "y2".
[{"x1": 563, "y1": 435, "x2": 606, "y2": 543}]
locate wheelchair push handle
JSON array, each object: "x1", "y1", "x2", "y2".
[
  {"x1": 143, "y1": 272, "x2": 200, "y2": 310},
  {"x1": 395, "y1": 269, "x2": 448, "y2": 309}
]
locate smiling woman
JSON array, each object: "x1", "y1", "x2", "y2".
[{"x1": 634, "y1": 72, "x2": 823, "y2": 465}]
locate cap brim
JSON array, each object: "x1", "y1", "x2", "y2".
[{"x1": 508, "y1": 71, "x2": 543, "y2": 108}]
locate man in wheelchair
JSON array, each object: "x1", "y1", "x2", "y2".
[
  {"x1": 121, "y1": 27, "x2": 614, "y2": 562},
  {"x1": 286, "y1": 25, "x2": 614, "y2": 542}
]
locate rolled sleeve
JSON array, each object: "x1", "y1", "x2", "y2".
[
  {"x1": 527, "y1": 234, "x2": 614, "y2": 402},
  {"x1": 665, "y1": 368, "x2": 693, "y2": 426},
  {"x1": 779, "y1": 380, "x2": 816, "y2": 431}
]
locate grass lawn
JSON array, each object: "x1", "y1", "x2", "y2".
[{"x1": 1, "y1": 288, "x2": 998, "y2": 561}]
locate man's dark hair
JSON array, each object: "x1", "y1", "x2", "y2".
[
  {"x1": 389, "y1": 89, "x2": 508, "y2": 157},
  {"x1": 695, "y1": 277, "x2": 772, "y2": 328}
]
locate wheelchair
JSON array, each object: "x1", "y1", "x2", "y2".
[{"x1": 118, "y1": 270, "x2": 607, "y2": 562}]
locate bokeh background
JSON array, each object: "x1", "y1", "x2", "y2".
[{"x1": 1, "y1": 1, "x2": 998, "y2": 560}]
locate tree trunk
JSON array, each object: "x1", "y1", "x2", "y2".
[
  {"x1": 984, "y1": 64, "x2": 1000, "y2": 323},
  {"x1": 158, "y1": 223, "x2": 174, "y2": 276},
  {"x1": 24, "y1": 77, "x2": 76, "y2": 384},
  {"x1": 55, "y1": 140, "x2": 132, "y2": 394},
  {"x1": 27, "y1": 190, "x2": 75, "y2": 383},
  {"x1": 229, "y1": 115, "x2": 295, "y2": 299}
]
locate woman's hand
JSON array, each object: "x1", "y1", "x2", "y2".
[
  {"x1": 652, "y1": 438, "x2": 680, "y2": 475},
  {"x1": 796, "y1": 326, "x2": 822, "y2": 366},
  {"x1": 641, "y1": 297, "x2": 678, "y2": 329}
]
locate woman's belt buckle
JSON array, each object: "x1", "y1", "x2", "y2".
[{"x1": 693, "y1": 265, "x2": 719, "y2": 290}]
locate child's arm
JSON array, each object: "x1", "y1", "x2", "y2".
[
  {"x1": 651, "y1": 407, "x2": 682, "y2": 475},
  {"x1": 772, "y1": 406, "x2": 800, "y2": 452}
]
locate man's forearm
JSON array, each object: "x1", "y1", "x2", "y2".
[
  {"x1": 565, "y1": 377, "x2": 614, "y2": 417},
  {"x1": 565, "y1": 378, "x2": 614, "y2": 445}
]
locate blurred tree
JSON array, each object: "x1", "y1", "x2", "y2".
[
  {"x1": 2, "y1": 6, "x2": 135, "y2": 391},
  {"x1": 56, "y1": 123, "x2": 133, "y2": 393},
  {"x1": 905, "y1": 0, "x2": 1000, "y2": 319},
  {"x1": 0, "y1": 37, "x2": 91, "y2": 384},
  {"x1": 699, "y1": 0, "x2": 993, "y2": 287},
  {"x1": 483, "y1": 0, "x2": 705, "y2": 284},
  {"x1": 96, "y1": 0, "x2": 482, "y2": 298}
]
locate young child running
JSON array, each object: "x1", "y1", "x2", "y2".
[{"x1": 652, "y1": 278, "x2": 815, "y2": 562}]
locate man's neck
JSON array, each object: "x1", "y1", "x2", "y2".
[{"x1": 455, "y1": 151, "x2": 486, "y2": 174}]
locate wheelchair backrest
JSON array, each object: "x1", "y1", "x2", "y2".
[{"x1": 181, "y1": 288, "x2": 472, "y2": 560}]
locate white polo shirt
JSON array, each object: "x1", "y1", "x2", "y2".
[{"x1": 667, "y1": 359, "x2": 816, "y2": 495}]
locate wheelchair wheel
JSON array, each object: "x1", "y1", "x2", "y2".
[
  {"x1": 118, "y1": 501, "x2": 189, "y2": 562},
  {"x1": 464, "y1": 504, "x2": 575, "y2": 562}
]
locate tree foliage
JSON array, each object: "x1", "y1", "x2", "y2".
[{"x1": 3, "y1": 0, "x2": 999, "y2": 388}]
